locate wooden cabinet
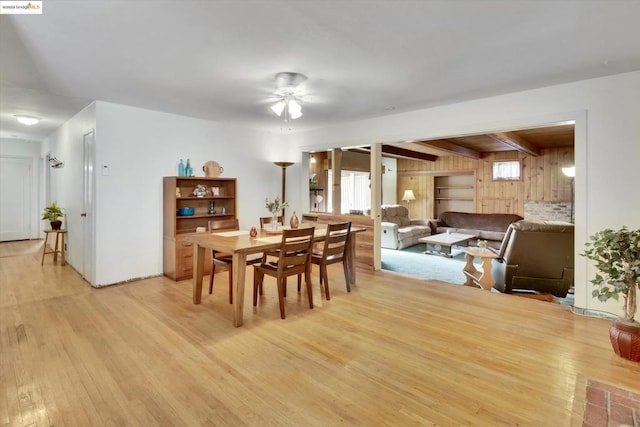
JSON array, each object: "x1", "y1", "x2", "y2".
[{"x1": 163, "y1": 176, "x2": 237, "y2": 281}]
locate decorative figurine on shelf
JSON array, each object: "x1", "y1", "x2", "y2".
[
  {"x1": 290, "y1": 211, "x2": 299, "y2": 229},
  {"x1": 178, "y1": 159, "x2": 185, "y2": 177},
  {"x1": 249, "y1": 226, "x2": 258, "y2": 238},
  {"x1": 193, "y1": 184, "x2": 208, "y2": 197},
  {"x1": 208, "y1": 201, "x2": 215, "y2": 214}
]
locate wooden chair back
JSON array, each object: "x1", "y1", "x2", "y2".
[
  {"x1": 207, "y1": 218, "x2": 239, "y2": 304},
  {"x1": 208, "y1": 218, "x2": 239, "y2": 232},
  {"x1": 301, "y1": 214, "x2": 319, "y2": 223},
  {"x1": 310, "y1": 222, "x2": 352, "y2": 300},
  {"x1": 253, "y1": 226, "x2": 316, "y2": 319},
  {"x1": 276, "y1": 227, "x2": 315, "y2": 276},
  {"x1": 260, "y1": 216, "x2": 283, "y2": 229},
  {"x1": 321, "y1": 222, "x2": 351, "y2": 261}
]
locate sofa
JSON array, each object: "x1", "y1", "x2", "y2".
[
  {"x1": 491, "y1": 220, "x2": 574, "y2": 297},
  {"x1": 381, "y1": 204, "x2": 431, "y2": 249},
  {"x1": 428, "y1": 211, "x2": 524, "y2": 249}
]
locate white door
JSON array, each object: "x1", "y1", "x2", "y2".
[
  {"x1": 0, "y1": 157, "x2": 31, "y2": 241},
  {"x1": 82, "y1": 130, "x2": 95, "y2": 283}
]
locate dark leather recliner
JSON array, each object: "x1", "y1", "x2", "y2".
[{"x1": 491, "y1": 220, "x2": 574, "y2": 297}]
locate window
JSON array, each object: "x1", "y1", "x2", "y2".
[
  {"x1": 492, "y1": 161, "x2": 521, "y2": 181},
  {"x1": 327, "y1": 170, "x2": 371, "y2": 214}
]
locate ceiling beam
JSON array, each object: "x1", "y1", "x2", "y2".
[
  {"x1": 416, "y1": 139, "x2": 481, "y2": 159},
  {"x1": 382, "y1": 145, "x2": 437, "y2": 162},
  {"x1": 488, "y1": 132, "x2": 540, "y2": 156}
]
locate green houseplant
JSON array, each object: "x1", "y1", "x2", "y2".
[
  {"x1": 265, "y1": 196, "x2": 288, "y2": 230},
  {"x1": 42, "y1": 202, "x2": 64, "y2": 230},
  {"x1": 583, "y1": 226, "x2": 640, "y2": 361}
]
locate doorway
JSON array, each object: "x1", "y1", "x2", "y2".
[{"x1": 0, "y1": 156, "x2": 32, "y2": 241}]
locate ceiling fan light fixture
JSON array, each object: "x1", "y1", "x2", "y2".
[
  {"x1": 270, "y1": 100, "x2": 286, "y2": 117},
  {"x1": 15, "y1": 115, "x2": 40, "y2": 126},
  {"x1": 288, "y1": 99, "x2": 302, "y2": 119},
  {"x1": 269, "y1": 72, "x2": 307, "y2": 123}
]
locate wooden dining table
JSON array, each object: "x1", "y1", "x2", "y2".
[{"x1": 186, "y1": 224, "x2": 364, "y2": 327}]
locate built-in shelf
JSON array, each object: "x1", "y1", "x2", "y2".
[{"x1": 434, "y1": 175, "x2": 475, "y2": 216}]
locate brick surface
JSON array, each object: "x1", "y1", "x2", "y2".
[
  {"x1": 584, "y1": 402, "x2": 608, "y2": 426},
  {"x1": 587, "y1": 385, "x2": 607, "y2": 407},
  {"x1": 609, "y1": 402, "x2": 634, "y2": 425},
  {"x1": 584, "y1": 380, "x2": 640, "y2": 427}
]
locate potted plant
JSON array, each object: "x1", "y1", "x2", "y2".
[
  {"x1": 583, "y1": 226, "x2": 640, "y2": 361},
  {"x1": 42, "y1": 202, "x2": 64, "y2": 230}
]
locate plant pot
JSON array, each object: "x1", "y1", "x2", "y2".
[
  {"x1": 609, "y1": 318, "x2": 640, "y2": 362},
  {"x1": 50, "y1": 220, "x2": 62, "y2": 230}
]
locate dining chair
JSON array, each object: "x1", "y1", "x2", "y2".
[
  {"x1": 310, "y1": 222, "x2": 352, "y2": 300},
  {"x1": 252, "y1": 227, "x2": 315, "y2": 319},
  {"x1": 259, "y1": 215, "x2": 285, "y2": 264},
  {"x1": 259, "y1": 215, "x2": 283, "y2": 229},
  {"x1": 207, "y1": 218, "x2": 261, "y2": 304}
]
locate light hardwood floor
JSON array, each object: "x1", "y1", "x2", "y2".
[{"x1": 1, "y1": 240, "x2": 639, "y2": 426}]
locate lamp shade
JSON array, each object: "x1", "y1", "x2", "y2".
[
  {"x1": 561, "y1": 166, "x2": 575, "y2": 177},
  {"x1": 402, "y1": 189, "x2": 416, "y2": 202},
  {"x1": 288, "y1": 99, "x2": 302, "y2": 119},
  {"x1": 270, "y1": 100, "x2": 286, "y2": 116}
]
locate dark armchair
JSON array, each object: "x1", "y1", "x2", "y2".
[{"x1": 492, "y1": 220, "x2": 574, "y2": 297}]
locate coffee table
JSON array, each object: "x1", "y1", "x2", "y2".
[{"x1": 419, "y1": 232, "x2": 477, "y2": 257}]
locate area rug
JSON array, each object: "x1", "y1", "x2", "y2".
[
  {"x1": 381, "y1": 244, "x2": 576, "y2": 306},
  {"x1": 381, "y1": 244, "x2": 469, "y2": 284}
]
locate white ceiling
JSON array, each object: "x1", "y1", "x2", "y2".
[{"x1": 2, "y1": 0, "x2": 640, "y2": 142}]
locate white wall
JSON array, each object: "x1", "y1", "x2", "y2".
[
  {"x1": 291, "y1": 71, "x2": 640, "y2": 318},
  {"x1": 93, "y1": 102, "x2": 292, "y2": 286},
  {"x1": 0, "y1": 138, "x2": 41, "y2": 239},
  {"x1": 41, "y1": 102, "x2": 97, "y2": 276}
]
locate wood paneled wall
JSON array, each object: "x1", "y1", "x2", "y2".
[{"x1": 397, "y1": 147, "x2": 574, "y2": 218}]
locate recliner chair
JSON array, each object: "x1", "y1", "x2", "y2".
[{"x1": 492, "y1": 220, "x2": 574, "y2": 297}]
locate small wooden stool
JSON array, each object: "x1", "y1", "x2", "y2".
[{"x1": 41, "y1": 230, "x2": 67, "y2": 266}]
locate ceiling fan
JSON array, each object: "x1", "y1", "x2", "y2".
[{"x1": 268, "y1": 72, "x2": 308, "y2": 122}]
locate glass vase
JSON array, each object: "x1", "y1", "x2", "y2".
[{"x1": 272, "y1": 213, "x2": 278, "y2": 230}]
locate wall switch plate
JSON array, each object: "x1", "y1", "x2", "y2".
[{"x1": 102, "y1": 164, "x2": 109, "y2": 176}]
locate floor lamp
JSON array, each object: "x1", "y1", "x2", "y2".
[{"x1": 274, "y1": 162, "x2": 294, "y2": 220}]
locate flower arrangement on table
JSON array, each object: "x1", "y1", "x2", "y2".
[
  {"x1": 265, "y1": 196, "x2": 288, "y2": 230},
  {"x1": 265, "y1": 196, "x2": 288, "y2": 214}
]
